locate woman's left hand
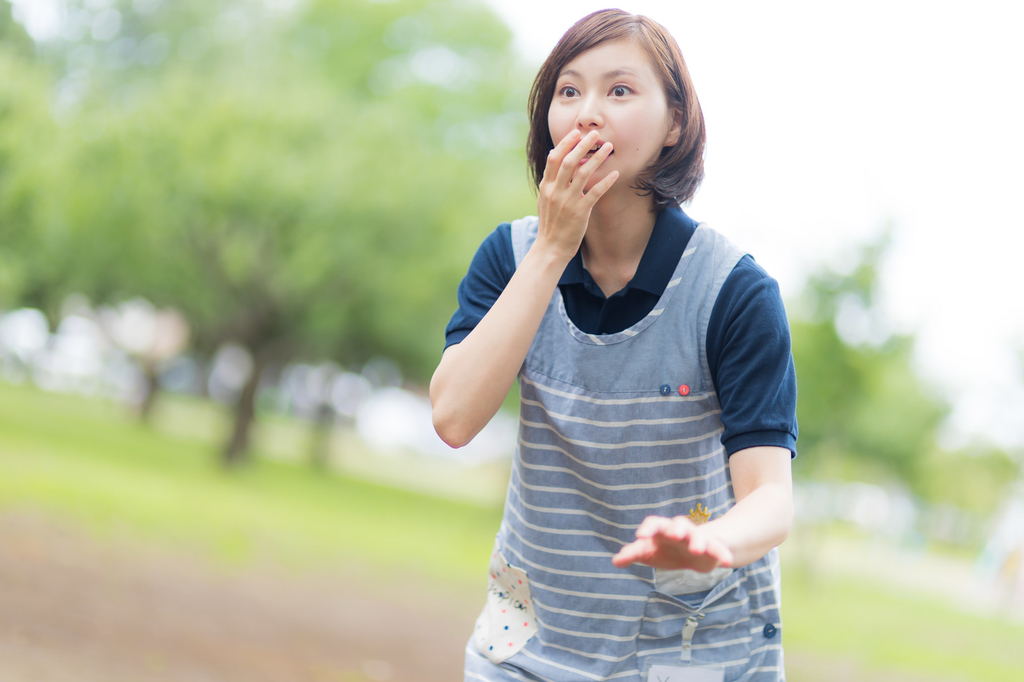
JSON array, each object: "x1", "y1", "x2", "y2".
[{"x1": 611, "y1": 515, "x2": 734, "y2": 572}]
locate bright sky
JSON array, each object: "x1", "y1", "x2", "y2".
[{"x1": 483, "y1": 0, "x2": 1024, "y2": 450}]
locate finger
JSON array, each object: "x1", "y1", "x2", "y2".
[
  {"x1": 582, "y1": 169, "x2": 619, "y2": 204},
  {"x1": 543, "y1": 129, "x2": 582, "y2": 180},
  {"x1": 635, "y1": 515, "x2": 671, "y2": 539},
  {"x1": 611, "y1": 539, "x2": 655, "y2": 568},
  {"x1": 555, "y1": 130, "x2": 601, "y2": 187},
  {"x1": 687, "y1": 527, "x2": 708, "y2": 555},
  {"x1": 665, "y1": 516, "x2": 695, "y2": 542},
  {"x1": 571, "y1": 141, "x2": 613, "y2": 187}
]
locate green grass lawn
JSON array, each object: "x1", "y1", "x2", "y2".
[
  {"x1": 0, "y1": 381, "x2": 501, "y2": 580},
  {"x1": 1, "y1": 381, "x2": 1022, "y2": 681}
]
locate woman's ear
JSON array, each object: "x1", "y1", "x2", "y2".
[{"x1": 664, "y1": 108, "x2": 683, "y2": 148}]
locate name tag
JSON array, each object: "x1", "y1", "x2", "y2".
[{"x1": 647, "y1": 663, "x2": 725, "y2": 682}]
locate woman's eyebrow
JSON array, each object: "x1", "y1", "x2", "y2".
[{"x1": 558, "y1": 68, "x2": 640, "y2": 81}]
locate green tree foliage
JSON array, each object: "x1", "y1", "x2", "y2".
[
  {"x1": 0, "y1": 45, "x2": 57, "y2": 310},
  {"x1": 790, "y1": 235, "x2": 948, "y2": 486},
  {"x1": 0, "y1": 0, "x2": 33, "y2": 58},
  {"x1": 11, "y1": 0, "x2": 534, "y2": 465},
  {"x1": 789, "y1": 235, "x2": 1020, "y2": 512},
  {"x1": 916, "y1": 446, "x2": 1019, "y2": 518}
]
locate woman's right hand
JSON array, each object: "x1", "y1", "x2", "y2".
[
  {"x1": 535, "y1": 129, "x2": 618, "y2": 261},
  {"x1": 430, "y1": 130, "x2": 617, "y2": 449}
]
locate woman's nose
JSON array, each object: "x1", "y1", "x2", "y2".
[{"x1": 575, "y1": 95, "x2": 604, "y2": 129}]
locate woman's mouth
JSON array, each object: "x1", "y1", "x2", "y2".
[{"x1": 580, "y1": 145, "x2": 613, "y2": 164}]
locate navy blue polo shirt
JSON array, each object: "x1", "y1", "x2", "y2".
[{"x1": 444, "y1": 206, "x2": 798, "y2": 457}]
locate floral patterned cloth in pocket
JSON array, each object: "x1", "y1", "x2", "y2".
[{"x1": 473, "y1": 548, "x2": 538, "y2": 664}]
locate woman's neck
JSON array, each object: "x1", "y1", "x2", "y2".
[{"x1": 580, "y1": 189, "x2": 659, "y2": 297}]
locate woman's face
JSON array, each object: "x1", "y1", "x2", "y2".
[{"x1": 547, "y1": 39, "x2": 680, "y2": 193}]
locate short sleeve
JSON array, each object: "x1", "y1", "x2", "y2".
[
  {"x1": 444, "y1": 223, "x2": 516, "y2": 349},
  {"x1": 707, "y1": 255, "x2": 799, "y2": 457}
]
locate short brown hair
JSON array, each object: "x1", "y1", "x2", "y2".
[{"x1": 526, "y1": 9, "x2": 706, "y2": 208}]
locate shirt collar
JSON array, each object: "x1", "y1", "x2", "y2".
[{"x1": 558, "y1": 206, "x2": 699, "y2": 294}]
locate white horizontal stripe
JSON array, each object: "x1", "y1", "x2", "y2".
[
  {"x1": 636, "y1": 645, "x2": 680, "y2": 658},
  {"x1": 622, "y1": 329, "x2": 638, "y2": 337},
  {"x1": 638, "y1": 612, "x2": 751, "y2": 631},
  {"x1": 587, "y1": 334, "x2": 606, "y2": 346},
  {"x1": 536, "y1": 616, "x2": 637, "y2": 642},
  {"x1": 642, "y1": 612, "x2": 693, "y2": 624},
  {"x1": 517, "y1": 438, "x2": 724, "y2": 471},
  {"x1": 638, "y1": 594, "x2": 750, "y2": 623},
  {"x1": 702, "y1": 596, "x2": 749, "y2": 615},
  {"x1": 748, "y1": 626, "x2": 774, "y2": 635},
  {"x1": 634, "y1": 630, "x2": 749, "y2": 647},
  {"x1": 516, "y1": 477, "x2": 731, "y2": 512},
  {"x1": 519, "y1": 649, "x2": 638, "y2": 681},
  {"x1": 647, "y1": 307, "x2": 665, "y2": 317},
  {"x1": 750, "y1": 603, "x2": 779, "y2": 616},
  {"x1": 521, "y1": 398, "x2": 722, "y2": 429},
  {"x1": 750, "y1": 643, "x2": 783, "y2": 656},
  {"x1": 530, "y1": 578, "x2": 648, "y2": 602},
  {"x1": 504, "y1": 540, "x2": 638, "y2": 581},
  {"x1": 534, "y1": 635, "x2": 633, "y2": 663},
  {"x1": 745, "y1": 563, "x2": 772, "y2": 578},
  {"x1": 535, "y1": 600, "x2": 642, "y2": 622},
  {"x1": 692, "y1": 635, "x2": 752, "y2": 650},
  {"x1": 521, "y1": 375, "x2": 714, "y2": 405},
  {"x1": 507, "y1": 476, "x2": 734, "y2": 532},
  {"x1": 521, "y1": 419, "x2": 724, "y2": 450},
  {"x1": 719, "y1": 656, "x2": 755, "y2": 667},
  {"x1": 749, "y1": 666, "x2": 782, "y2": 673},
  {"x1": 508, "y1": 485, "x2": 643, "y2": 530},
  {"x1": 697, "y1": 616, "x2": 751, "y2": 631},
  {"x1": 513, "y1": 669, "x2": 557, "y2": 682},
  {"x1": 505, "y1": 506, "x2": 626, "y2": 550},
  {"x1": 518, "y1": 458, "x2": 726, "y2": 492},
  {"x1": 749, "y1": 584, "x2": 777, "y2": 597}
]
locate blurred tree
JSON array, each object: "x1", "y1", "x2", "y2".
[
  {"x1": 0, "y1": 44, "x2": 57, "y2": 312},
  {"x1": 25, "y1": 0, "x2": 250, "y2": 76},
  {"x1": 790, "y1": 233, "x2": 949, "y2": 489},
  {"x1": 916, "y1": 446, "x2": 1018, "y2": 519},
  {"x1": 31, "y1": 0, "x2": 534, "y2": 466},
  {"x1": 0, "y1": 0, "x2": 34, "y2": 58}
]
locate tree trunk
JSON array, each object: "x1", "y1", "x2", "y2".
[
  {"x1": 309, "y1": 402, "x2": 334, "y2": 471},
  {"x1": 222, "y1": 350, "x2": 270, "y2": 468},
  {"x1": 137, "y1": 363, "x2": 161, "y2": 423}
]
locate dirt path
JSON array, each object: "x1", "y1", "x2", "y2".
[
  {"x1": 0, "y1": 513, "x2": 478, "y2": 682},
  {"x1": 2, "y1": 512, "x2": 1006, "y2": 682}
]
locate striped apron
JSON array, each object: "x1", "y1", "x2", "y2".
[{"x1": 465, "y1": 217, "x2": 784, "y2": 682}]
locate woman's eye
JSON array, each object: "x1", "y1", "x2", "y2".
[
  {"x1": 612, "y1": 86, "x2": 631, "y2": 97},
  {"x1": 560, "y1": 86, "x2": 578, "y2": 97}
]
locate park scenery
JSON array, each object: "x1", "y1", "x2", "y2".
[{"x1": 1, "y1": 1, "x2": 1023, "y2": 681}]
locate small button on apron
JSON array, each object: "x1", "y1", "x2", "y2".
[
  {"x1": 659, "y1": 384, "x2": 671, "y2": 396},
  {"x1": 678, "y1": 384, "x2": 690, "y2": 396},
  {"x1": 763, "y1": 623, "x2": 777, "y2": 638}
]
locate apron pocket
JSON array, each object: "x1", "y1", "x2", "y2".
[
  {"x1": 637, "y1": 574, "x2": 752, "y2": 675},
  {"x1": 473, "y1": 546, "x2": 539, "y2": 664},
  {"x1": 655, "y1": 566, "x2": 734, "y2": 595}
]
